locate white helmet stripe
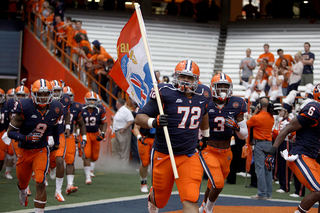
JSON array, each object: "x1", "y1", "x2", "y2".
[
  {"x1": 220, "y1": 73, "x2": 226, "y2": 81},
  {"x1": 185, "y1": 60, "x2": 192, "y2": 71},
  {"x1": 40, "y1": 79, "x2": 46, "y2": 88}
]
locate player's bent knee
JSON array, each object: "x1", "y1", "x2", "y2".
[{"x1": 185, "y1": 183, "x2": 201, "y2": 203}]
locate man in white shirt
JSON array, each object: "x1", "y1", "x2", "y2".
[{"x1": 112, "y1": 98, "x2": 135, "y2": 164}]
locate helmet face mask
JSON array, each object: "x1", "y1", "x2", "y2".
[
  {"x1": 50, "y1": 80, "x2": 63, "y2": 101},
  {"x1": 0, "y1": 89, "x2": 5, "y2": 104},
  {"x1": 6, "y1": 88, "x2": 15, "y2": 100},
  {"x1": 84, "y1": 91, "x2": 98, "y2": 108},
  {"x1": 31, "y1": 79, "x2": 53, "y2": 108},
  {"x1": 210, "y1": 73, "x2": 233, "y2": 101},
  {"x1": 172, "y1": 60, "x2": 200, "y2": 93},
  {"x1": 15, "y1": 86, "x2": 30, "y2": 101}
]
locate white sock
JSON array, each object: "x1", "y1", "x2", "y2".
[
  {"x1": 67, "y1": 175, "x2": 74, "y2": 186},
  {"x1": 5, "y1": 167, "x2": 12, "y2": 172},
  {"x1": 84, "y1": 166, "x2": 91, "y2": 179},
  {"x1": 206, "y1": 200, "x2": 216, "y2": 212},
  {"x1": 140, "y1": 176, "x2": 147, "y2": 181},
  {"x1": 90, "y1": 162, "x2": 95, "y2": 172},
  {"x1": 56, "y1": 177, "x2": 63, "y2": 192},
  {"x1": 34, "y1": 208, "x2": 44, "y2": 213}
]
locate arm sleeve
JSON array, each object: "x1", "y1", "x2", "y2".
[{"x1": 52, "y1": 124, "x2": 60, "y2": 146}]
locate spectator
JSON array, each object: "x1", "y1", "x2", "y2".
[
  {"x1": 41, "y1": 1, "x2": 50, "y2": 22},
  {"x1": 247, "y1": 97, "x2": 274, "y2": 200},
  {"x1": 209, "y1": 0, "x2": 220, "y2": 21},
  {"x1": 242, "y1": 0, "x2": 256, "y2": 19},
  {"x1": 239, "y1": 48, "x2": 256, "y2": 84},
  {"x1": 54, "y1": 15, "x2": 66, "y2": 58},
  {"x1": 154, "y1": 70, "x2": 163, "y2": 83},
  {"x1": 278, "y1": 58, "x2": 290, "y2": 96},
  {"x1": 275, "y1": 49, "x2": 295, "y2": 67},
  {"x1": 179, "y1": 0, "x2": 194, "y2": 17},
  {"x1": 259, "y1": 59, "x2": 272, "y2": 95},
  {"x1": 241, "y1": 70, "x2": 266, "y2": 105},
  {"x1": 62, "y1": 17, "x2": 74, "y2": 67},
  {"x1": 71, "y1": 20, "x2": 87, "y2": 73},
  {"x1": 74, "y1": 32, "x2": 92, "y2": 52},
  {"x1": 195, "y1": 0, "x2": 210, "y2": 23},
  {"x1": 96, "y1": 57, "x2": 113, "y2": 104},
  {"x1": 272, "y1": 103, "x2": 295, "y2": 194},
  {"x1": 166, "y1": 0, "x2": 178, "y2": 16},
  {"x1": 91, "y1": 40, "x2": 114, "y2": 62},
  {"x1": 53, "y1": 0, "x2": 64, "y2": 25},
  {"x1": 79, "y1": 46, "x2": 94, "y2": 65},
  {"x1": 301, "y1": 42, "x2": 315, "y2": 85},
  {"x1": 257, "y1": 44, "x2": 275, "y2": 69},
  {"x1": 287, "y1": 52, "x2": 303, "y2": 94},
  {"x1": 112, "y1": 98, "x2": 134, "y2": 164},
  {"x1": 268, "y1": 66, "x2": 284, "y2": 102}
]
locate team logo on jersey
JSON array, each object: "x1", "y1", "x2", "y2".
[
  {"x1": 204, "y1": 90, "x2": 209, "y2": 98},
  {"x1": 76, "y1": 104, "x2": 80, "y2": 108},
  {"x1": 232, "y1": 102, "x2": 239, "y2": 109},
  {"x1": 55, "y1": 107, "x2": 61, "y2": 114},
  {"x1": 64, "y1": 97, "x2": 69, "y2": 103}
]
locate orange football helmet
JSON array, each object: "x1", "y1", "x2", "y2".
[
  {"x1": 63, "y1": 86, "x2": 74, "y2": 103},
  {"x1": 31, "y1": 79, "x2": 53, "y2": 108},
  {"x1": 313, "y1": 83, "x2": 320, "y2": 102},
  {"x1": 172, "y1": 60, "x2": 200, "y2": 93},
  {"x1": 97, "y1": 94, "x2": 102, "y2": 104},
  {"x1": 210, "y1": 73, "x2": 233, "y2": 101},
  {"x1": 50, "y1": 80, "x2": 63, "y2": 101},
  {"x1": 0, "y1": 88, "x2": 5, "y2": 104},
  {"x1": 15, "y1": 85, "x2": 30, "y2": 101},
  {"x1": 6, "y1": 88, "x2": 15, "y2": 100},
  {"x1": 84, "y1": 91, "x2": 98, "y2": 107}
]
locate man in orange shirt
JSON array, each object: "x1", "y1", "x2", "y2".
[
  {"x1": 91, "y1": 40, "x2": 114, "y2": 62},
  {"x1": 247, "y1": 97, "x2": 274, "y2": 200},
  {"x1": 62, "y1": 17, "x2": 74, "y2": 67},
  {"x1": 275, "y1": 49, "x2": 295, "y2": 67},
  {"x1": 71, "y1": 20, "x2": 87, "y2": 73},
  {"x1": 54, "y1": 15, "x2": 66, "y2": 58},
  {"x1": 257, "y1": 44, "x2": 274, "y2": 68}
]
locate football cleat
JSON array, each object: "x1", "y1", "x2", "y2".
[
  {"x1": 199, "y1": 201, "x2": 206, "y2": 213},
  {"x1": 5, "y1": 171, "x2": 13, "y2": 179},
  {"x1": 17, "y1": 182, "x2": 28, "y2": 207},
  {"x1": 27, "y1": 186, "x2": 31, "y2": 196},
  {"x1": 90, "y1": 171, "x2": 95, "y2": 178},
  {"x1": 55, "y1": 190, "x2": 65, "y2": 202},
  {"x1": 65, "y1": 185, "x2": 78, "y2": 195},
  {"x1": 148, "y1": 201, "x2": 159, "y2": 213},
  {"x1": 31, "y1": 172, "x2": 35, "y2": 181},
  {"x1": 49, "y1": 168, "x2": 56, "y2": 180},
  {"x1": 141, "y1": 184, "x2": 148, "y2": 193},
  {"x1": 86, "y1": 177, "x2": 92, "y2": 185},
  {"x1": 203, "y1": 206, "x2": 212, "y2": 213}
]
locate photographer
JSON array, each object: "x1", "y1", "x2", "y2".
[{"x1": 247, "y1": 97, "x2": 274, "y2": 200}]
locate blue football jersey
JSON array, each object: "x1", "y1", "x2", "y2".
[
  {"x1": 138, "y1": 83, "x2": 212, "y2": 155},
  {"x1": 0, "y1": 101, "x2": 10, "y2": 131},
  {"x1": 14, "y1": 99, "x2": 63, "y2": 149},
  {"x1": 208, "y1": 96, "x2": 247, "y2": 141},
  {"x1": 57, "y1": 94, "x2": 71, "y2": 134},
  {"x1": 291, "y1": 101, "x2": 320, "y2": 159},
  {"x1": 82, "y1": 105, "x2": 107, "y2": 133},
  {"x1": 6, "y1": 98, "x2": 15, "y2": 114},
  {"x1": 69, "y1": 101, "x2": 82, "y2": 133}
]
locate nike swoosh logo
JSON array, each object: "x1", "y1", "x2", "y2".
[
  {"x1": 200, "y1": 101, "x2": 205, "y2": 104},
  {"x1": 51, "y1": 118, "x2": 56, "y2": 121},
  {"x1": 229, "y1": 112, "x2": 235, "y2": 114}
]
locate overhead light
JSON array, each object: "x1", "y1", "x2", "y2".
[
  {"x1": 125, "y1": 2, "x2": 139, "y2": 5},
  {"x1": 304, "y1": 1, "x2": 308, "y2": 3}
]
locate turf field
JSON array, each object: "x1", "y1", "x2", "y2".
[{"x1": 0, "y1": 165, "x2": 318, "y2": 213}]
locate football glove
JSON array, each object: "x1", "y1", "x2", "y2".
[
  {"x1": 80, "y1": 140, "x2": 87, "y2": 148},
  {"x1": 138, "y1": 136, "x2": 147, "y2": 146},
  {"x1": 26, "y1": 130, "x2": 42, "y2": 143},
  {"x1": 197, "y1": 136, "x2": 209, "y2": 151},
  {"x1": 74, "y1": 134, "x2": 79, "y2": 144},
  {"x1": 224, "y1": 116, "x2": 240, "y2": 132},
  {"x1": 264, "y1": 146, "x2": 277, "y2": 171},
  {"x1": 96, "y1": 132, "x2": 105, "y2": 141},
  {"x1": 152, "y1": 114, "x2": 169, "y2": 128}
]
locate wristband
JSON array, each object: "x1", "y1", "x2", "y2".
[
  {"x1": 82, "y1": 135, "x2": 87, "y2": 141},
  {"x1": 148, "y1": 118, "x2": 155, "y2": 128},
  {"x1": 137, "y1": 134, "x2": 142, "y2": 140},
  {"x1": 101, "y1": 132, "x2": 105, "y2": 135},
  {"x1": 201, "y1": 128, "x2": 210, "y2": 137},
  {"x1": 66, "y1": 124, "x2": 71, "y2": 130}
]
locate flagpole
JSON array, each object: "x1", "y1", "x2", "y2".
[{"x1": 135, "y1": 4, "x2": 179, "y2": 179}]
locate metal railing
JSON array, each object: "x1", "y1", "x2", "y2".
[{"x1": 26, "y1": 11, "x2": 131, "y2": 110}]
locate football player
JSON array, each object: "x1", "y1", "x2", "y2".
[
  {"x1": 133, "y1": 121, "x2": 156, "y2": 193},
  {"x1": 63, "y1": 86, "x2": 86, "y2": 193},
  {"x1": 49, "y1": 80, "x2": 72, "y2": 202},
  {"x1": 199, "y1": 73, "x2": 248, "y2": 213},
  {"x1": 135, "y1": 60, "x2": 211, "y2": 213},
  {"x1": 266, "y1": 83, "x2": 320, "y2": 213},
  {"x1": 7, "y1": 79, "x2": 63, "y2": 213},
  {"x1": 81, "y1": 91, "x2": 107, "y2": 184},
  {"x1": 0, "y1": 88, "x2": 13, "y2": 179}
]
